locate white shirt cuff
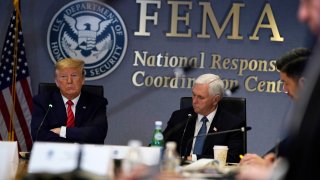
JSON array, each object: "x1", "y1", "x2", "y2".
[
  {"x1": 60, "y1": 126, "x2": 66, "y2": 138},
  {"x1": 191, "y1": 154, "x2": 197, "y2": 161}
]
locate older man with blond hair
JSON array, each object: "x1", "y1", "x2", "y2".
[{"x1": 31, "y1": 58, "x2": 108, "y2": 144}]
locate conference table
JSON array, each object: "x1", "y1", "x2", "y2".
[
  {"x1": 15, "y1": 158, "x2": 28, "y2": 180},
  {"x1": 15, "y1": 142, "x2": 239, "y2": 179},
  {"x1": 15, "y1": 158, "x2": 239, "y2": 180}
]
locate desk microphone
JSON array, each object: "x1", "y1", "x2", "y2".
[
  {"x1": 35, "y1": 104, "x2": 53, "y2": 141},
  {"x1": 179, "y1": 114, "x2": 194, "y2": 156},
  {"x1": 225, "y1": 84, "x2": 240, "y2": 96},
  {"x1": 182, "y1": 126, "x2": 252, "y2": 159}
]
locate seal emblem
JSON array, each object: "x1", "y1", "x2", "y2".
[{"x1": 47, "y1": 0, "x2": 127, "y2": 80}]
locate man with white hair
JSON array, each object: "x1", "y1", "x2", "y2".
[{"x1": 163, "y1": 73, "x2": 245, "y2": 163}]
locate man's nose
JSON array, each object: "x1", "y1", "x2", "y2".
[
  {"x1": 67, "y1": 75, "x2": 73, "y2": 83},
  {"x1": 193, "y1": 97, "x2": 198, "y2": 104}
]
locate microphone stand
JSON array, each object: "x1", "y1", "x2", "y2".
[
  {"x1": 35, "y1": 104, "x2": 53, "y2": 141},
  {"x1": 179, "y1": 114, "x2": 193, "y2": 156}
]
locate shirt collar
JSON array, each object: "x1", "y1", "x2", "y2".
[
  {"x1": 197, "y1": 106, "x2": 218, "y2": 124},
  {"x1": 61, "y1": 93, "x2": 81, "y2": 106}
]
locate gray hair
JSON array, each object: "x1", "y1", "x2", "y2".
[{"x1": 194, "y1": 74, "x2": 224, "y2": 96}]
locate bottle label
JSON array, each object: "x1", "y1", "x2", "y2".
[{"x1": 154, "y1": 133, "x2": 164, "y2": 140}]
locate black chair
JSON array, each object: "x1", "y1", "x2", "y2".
[
  {"x1": 38, "y1": 83, "x2": 104, "y2": 97},
  {"x1": 180, "y1": 96, "x2": 247, "y2": 153}
]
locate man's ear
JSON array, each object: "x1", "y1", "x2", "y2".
[
  {"x1": 213, "y1": 94, "x2": 221, "y2": 105},
  {"x1": 55, "y1": 79, "x2": 59, "y2": 88},
  {"x1": 298, "y1": 77, "x2": 305, "y2": 88}
]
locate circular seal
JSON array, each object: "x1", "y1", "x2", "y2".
[{"x1": 47, "y1": 0, "x2": 127, "y2": 80}]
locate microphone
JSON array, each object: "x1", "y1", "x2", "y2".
[
  {"x1": 179, "y1": 114, "x2": 194, "y2": 156},
  {"x1": 173, "y1": 64, "x2": 195, "y2": 78},
  {"x1": 35, "y1": 104, "x2": 53, "y2": 141},
  {"x1": 225, "y1": 84, "x2": 240, "y2": 97},
  {"x1": 182, "y1": 126, "x2": 252, "y2": 159}
]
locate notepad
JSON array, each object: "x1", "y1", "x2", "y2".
[{"x1": 181, "y1": 158, "x2": 219, "y2": 171}]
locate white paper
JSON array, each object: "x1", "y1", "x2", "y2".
[
  {"x1": 0, "y1": 141, "x2": 18, "y2": 180},
  {"x1": 28, "y1": 142, "x2": 80, "y2": 174},
  {"x1": 28, "y1": 142, "x2": 161, "y2": 176},
  {"x1": 80, "y1": 144, "x2": 112, "y2": 176},
  {"x1": 182, "y1": 158, "x2": 217, "y2": 171}
]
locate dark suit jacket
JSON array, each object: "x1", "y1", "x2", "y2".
[
  {"x1": 31, "y1": 89, "x2": 108, "y2": 144},
  {"x1": 285, "y1": 42, "x2": 320, "y2": 180},
  {"x1": 264, "y1": 135, "x2": 294, "y2": 158},
  {"x1": 163, "y1": 106, "x2": 245, "y2": 163}
]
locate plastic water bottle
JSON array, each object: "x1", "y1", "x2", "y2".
[
  {"x1": 121, "y1": 140, "x2": 143, "y2": 176},
  {"x1": 161, "y1": 141, "x2": 181, "y2": 174},
  {"x1": 150, "y1": 121, "x2": 164, "y2": 147}
]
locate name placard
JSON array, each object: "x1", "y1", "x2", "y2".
[
  {"x1": 0, "y1": 141, "x2": 18, "y2": 180},
  {"x1": 28, "y1": 142, "x2": 161, "y2": 176},
  {"x1": 28, "y1": 142, "x2": 115, "y2": 176}
]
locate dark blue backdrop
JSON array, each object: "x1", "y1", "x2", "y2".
[{"x1": 0, "y1": 0, "x2": 313, "y2": 155}]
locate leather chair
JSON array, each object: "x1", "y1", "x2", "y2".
[
  {"x1": 180, "y1": 96, "x2": 248, "y2": 153},
  {"x1": 38, "y1": 83, "x2": 104, "y2": 97}
]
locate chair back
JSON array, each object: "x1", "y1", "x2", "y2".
[
  {"x1": 38, "y1": 83, "x2": 104, "y2": 97},
  {"x1": 180, "y1": 96, "x2": 247, "y2": 153}
]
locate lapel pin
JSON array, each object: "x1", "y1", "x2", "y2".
[
  {"x1": 83, "y1": 106, "x2": 86, "y2": 109},
  {"x1": 213, "y1": 127, "x2": 217, "y2": 132}
]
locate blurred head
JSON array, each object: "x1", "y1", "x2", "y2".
[
  {"x1": 192, "y1": 74, "x2": 224, "y2": 116},
  {"x1": 55, "y1": 58, "x2": 85, "y2": 100},
  {"x1": 276, "y1": 48, "x2": 310, "y2": 100},
  {"x1": 298, "y1": 0, "x2": 320, "y2": 35}
]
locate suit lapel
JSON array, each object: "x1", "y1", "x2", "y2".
[
  {"x1": 208, "y1": 107, "x2": 221, "y2": 134},
  {"x1": 52, "y1": 91, "x2": 67, "y2": 125},
  {"x1": 75, "y1": 93, "x2": 86, "y2": 125}
]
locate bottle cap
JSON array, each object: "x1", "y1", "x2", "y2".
[
  {"x1": 128, "y1": 140, "x2": 142, "y2": 147},
  {"x1": 155, "y1": 121, "x2": 162, "y2": 126},
  {"x1": 166, "y1": 141, "x2": 177, "y2": 149}
]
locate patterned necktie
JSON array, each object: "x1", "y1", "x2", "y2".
[
  {"x1": 193, "y1": 117, "x2": 208, "y2": 154},
  {"x1": 66, "y1": 100, "x2": 75, "y2": 127}
]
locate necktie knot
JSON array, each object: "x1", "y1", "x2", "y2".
[
  {"x1": 67, "y1": 100, "x2": 73, "y2": 106},
  {"x1": 201, "y1": 117, "x2": 208, "y2": 124}
]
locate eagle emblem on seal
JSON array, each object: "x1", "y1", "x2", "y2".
[{"x1": 62, "y1": 14, "x2": 113, "y2": 59}]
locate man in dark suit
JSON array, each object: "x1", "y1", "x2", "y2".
[
  {"x1": 30, "y1": 58, "x2": 108, "y2": 144},
  {"x1": 284, "y1": 0, "x2": 320, "y2": 179},
  {"x1": 239, "y1": 48, "x2": 310, "y2": 167},
  {"x1": 163, "y1": 73, "x2": 245, "y2": 163},
  {"x1": 238, "y1": 0, "x2": 320, "y2": 178}
]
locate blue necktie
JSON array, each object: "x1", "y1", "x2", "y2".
[{"x1": 193, "y1": 117, "x2": 208, "y2": 154}]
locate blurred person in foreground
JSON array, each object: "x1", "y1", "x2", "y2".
[
  {"x1": 285, "y1": 0, "x2": 320, "y2": 179},
  {"x1": 163, "y1": 73, "x2": 245, "y2": 163},
  {"x1": 239, "y1": 48, "x2": 310, "y2": 168},
  {"x1": 31, "y1": 58, "x2": 108, "y2": 144},
  {"x1": 238, "y1": 0, "x2": 320, "y2": 179}
]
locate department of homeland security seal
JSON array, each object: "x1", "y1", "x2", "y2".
[{"x1": 47, "y1": 0, "x2": 127, "y2": 80}]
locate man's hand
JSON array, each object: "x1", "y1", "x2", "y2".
[
  {"x1": 239, "y1": 153, "x2": 276, "y2": 167},
  {"x1": 50, "y1": 128, "x2": 61, "y2": 135}
]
